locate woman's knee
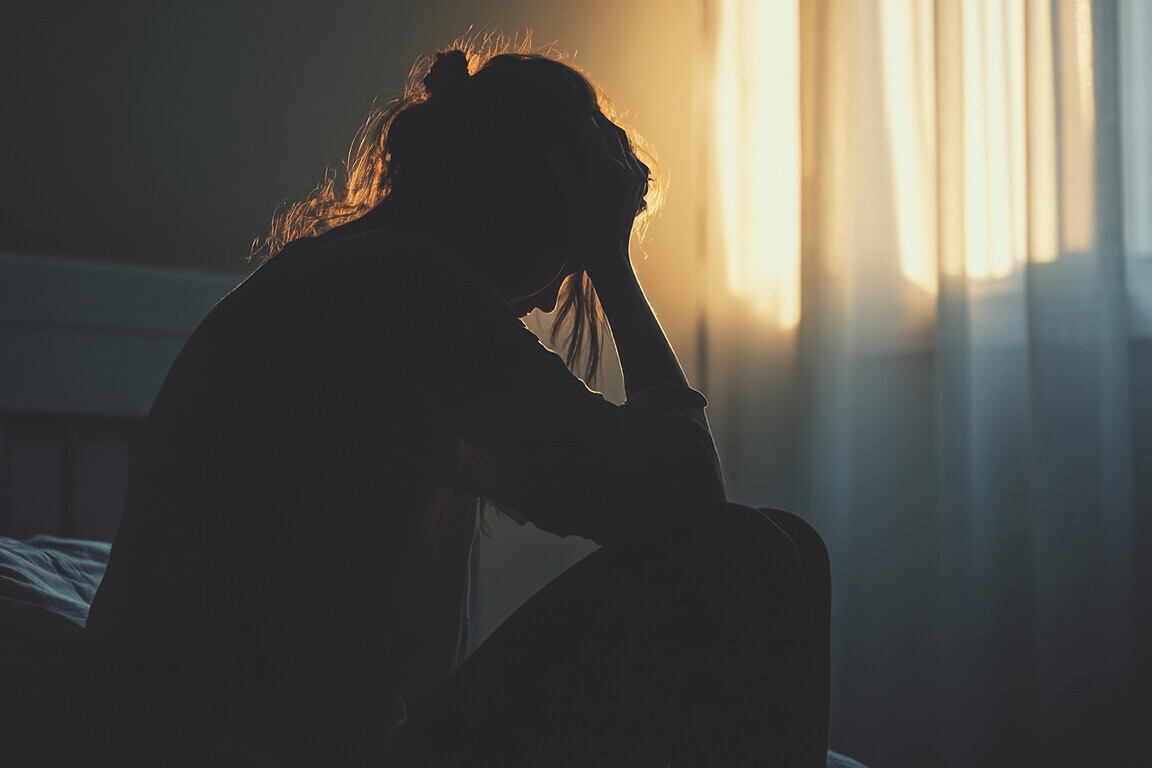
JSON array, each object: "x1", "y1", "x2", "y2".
[
  {"x1": 608, "y1": 502, "x2": 814, "y2": 615},
  {"x1": 758, "y1": 507, "x2": 830, "y2": 583},
  {"x1": 706, "y1": 503, "x2": 812, "y2": 560},
  {"x1": 677, "y1": 503, "x2": 809, "y2": 599}
]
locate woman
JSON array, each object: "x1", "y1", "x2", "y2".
[{"x1": 86, "y1": 44, "x2": 830, "y2": 766}]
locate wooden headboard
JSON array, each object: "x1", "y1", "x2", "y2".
[{"x1": 0, "y1": 252, "x2": 242, "y2": 540}]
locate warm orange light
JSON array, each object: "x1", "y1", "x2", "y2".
[
  {"x1": 714, "y1": 0, "x2": 801, "y2": 329},
  {"x1": 961, "y1": 0, "x2": 1028, "y2": 280},
  {"x1": 714, "y1": 0, "x2": 1097, "y2": 307},
  {"x1": 1059, "y1": 0, "x2": 1096, "y2": 253},
  {"x1": 1028, "y1": 0, "x2": 1060, "y2": 263},
  {"x1": 879, "y1": 0, "x2": 938, "y2": 295}
]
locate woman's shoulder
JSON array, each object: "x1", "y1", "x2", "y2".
[
  {"x1": 285, "y1": 229, "x2": 487, "y2": 299},
  {"x1": 305, "y1": 228, "x2": 467, "y2": 275}
]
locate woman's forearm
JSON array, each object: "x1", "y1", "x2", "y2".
[{"x1": 586, "y1": 243, "x2": 689, "y2": 399}]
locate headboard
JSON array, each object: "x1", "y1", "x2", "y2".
[{"x1": 0, "y1": 252, "x2": 242, "y2": 540}]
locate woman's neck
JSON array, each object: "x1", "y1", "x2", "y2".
[
  {"x1": 348, "y1": 193, "x2": 434, "y2": 238},
  {"x1": 341, "y1": 193, "x2": 531, "y2": 308}
]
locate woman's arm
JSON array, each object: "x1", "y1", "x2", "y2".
[
  {"x1": 384, "y1": 235, "x2": 722, "y2": 544},
  {"x1": 561, "y1": 113, "x2": 692, "y2": 398},
  {"x1": 584, "y1": 242, "x2": 688, "y2": 399},
  {"x1": 562, "y1": 114, "x2": 726, "y2": 522}
]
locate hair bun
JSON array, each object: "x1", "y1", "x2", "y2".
[{"x1": 423, "y1": 49, "x2": 470, "y2": 99}]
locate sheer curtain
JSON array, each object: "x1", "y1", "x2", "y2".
[{"x1": 700, "y1": 1, "x2": 1149, "y2": 766}]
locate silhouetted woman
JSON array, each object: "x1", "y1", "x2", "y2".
[{"x1": 86, "y1": 44, "x2": 830, "y2": 767}]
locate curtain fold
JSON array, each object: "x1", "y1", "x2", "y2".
[{"x1": 702, "y1": 1, "x2": 1147, "y2": 765}]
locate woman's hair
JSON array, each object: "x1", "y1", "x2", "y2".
[{"x1": 252, "y1": 36, "x2": 661, "y2": 384}]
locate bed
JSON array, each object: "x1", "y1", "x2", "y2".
[
  {"x1": 0, "y1": 534, "x2": 869, "y2": 767},
  {"x1": 0, "y1": 535, "x2": 289, "y2": 766}
]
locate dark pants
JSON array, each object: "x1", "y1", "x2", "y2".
[{"x1": 383, "y1": 503, "x2": 831, "y2": 767}]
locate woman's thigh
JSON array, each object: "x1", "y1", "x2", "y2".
[{"x1": 384, "y1": 502, "x2": 828, "y2": 767}]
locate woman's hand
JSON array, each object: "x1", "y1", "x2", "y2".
[
  {"x1": 548, "y1": 113, "x2": 651, "y2": 276},
  {"x1": 545, "y1": 114, "x2": 690, "y2": 399}
]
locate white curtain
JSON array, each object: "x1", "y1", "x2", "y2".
[{"x1": 701, "y1": 1, "x2": 1149, "y2": 765}]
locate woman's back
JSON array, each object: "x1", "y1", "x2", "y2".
[{"x1": 87, "y1": 230, "x2": 508, "y2": 742}]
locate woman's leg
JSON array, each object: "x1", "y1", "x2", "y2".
[
  {"x1": 384, "y1": 502, "x2": 830, "y2": 767},
  {"x1": 758, "y1": 508, "x2": 832, "y2": 768}
]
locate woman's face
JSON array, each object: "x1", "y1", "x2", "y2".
[
  {"x1": 471, "y1": 92, "x2": 616, "y2": 316},
  {"x1": 480, "y1": 136, "x2": 586, "y2": 315}
]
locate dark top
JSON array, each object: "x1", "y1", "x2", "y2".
[{"x1": 85, "y1": 228, "x2": 723, "y2": 742}]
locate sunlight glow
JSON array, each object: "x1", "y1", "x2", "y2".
[
  {"x1": 1027, "y1": 0, "x2": 1060, "y2": 262},
  {"x1": 879, "y1": 0, "x2": 938, "y2": 295},
  {"x1": 714, "y1": 0, "x2": 801, "y2": 329},
  {"x1": 1059, "y1": 0, "x2": 1096, "y2": 252},
  {"x1": 962, "y1": 0, "x2": 1028, "y2": 279},
  {"x1": 714, "y1": 0, "x2": 1098, "y2": 305}
]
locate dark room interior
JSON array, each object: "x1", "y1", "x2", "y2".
[{"x1": 2, "y1": 1, "x2": 1149, "y2": 766}]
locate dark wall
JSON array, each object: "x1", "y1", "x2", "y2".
[{"x1": 1, "y1": 0, "x2": 655, "y2": 273}]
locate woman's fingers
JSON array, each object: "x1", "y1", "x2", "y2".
[
  {"x1": 558, "y1": 112, "x2": 651, "y2": 261},
  {"x1": 589, "y1": 115, "x2": 654, "y2": 222},
  {"x1": 594, "y1": 114, "x2": 649, "y2": 217},
  {"x1": 595, "y1": 116, "x2": 634, "y2": 180}
]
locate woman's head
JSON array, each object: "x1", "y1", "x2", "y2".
[
  {"x1": 255, "y1": 38, "x2": 661, "y2": 382},
  {"x1": 390, "y1": 50, "x2": 597, "y2": 207},
  {"x1": 387, "y1": 51, "x2": 599, "y2": 298}
]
